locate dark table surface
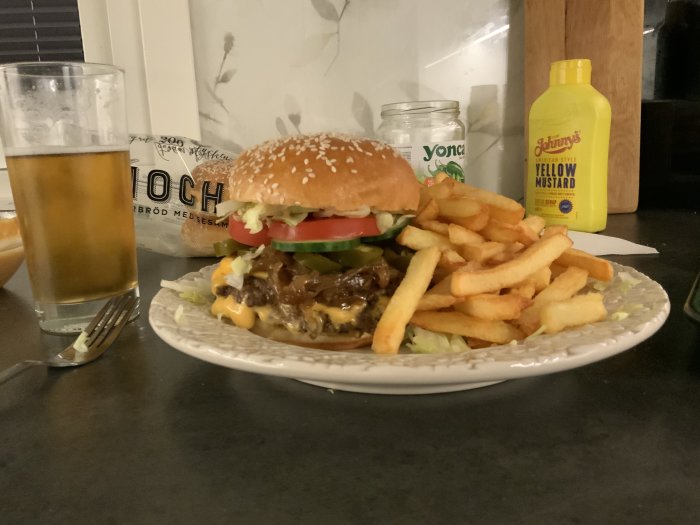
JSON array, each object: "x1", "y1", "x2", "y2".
[{"x1": 1, "y1": 209, "x2": 699, "y2": 524}]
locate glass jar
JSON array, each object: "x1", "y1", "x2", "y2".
[{"x1": 378, "y1": 100, "x2": 466, "y2": 184}]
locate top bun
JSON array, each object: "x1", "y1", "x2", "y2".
[{"x1": 228, "y1": 133, "x2": 421, "y2": 212}]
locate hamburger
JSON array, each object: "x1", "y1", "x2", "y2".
[
  {"x1": 180, "y1": 159, "x2": 233, "y2": 256},
  {"x1": 210, "y1": 133, "x2": 421, "y2": 349}
]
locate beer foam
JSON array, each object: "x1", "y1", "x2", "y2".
[{"x1": 4, "y1": 144, "x2": 128, "y2": 157}]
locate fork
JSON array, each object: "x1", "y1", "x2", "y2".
[{"x1": 0, "y1": 293, "x2": 139, "y2": 385}]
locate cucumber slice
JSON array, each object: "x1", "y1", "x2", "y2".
[
  {"x1": 362, "y1": 217, "x2": 411, "y2": 243},
  {"x1": 271, "y1": 238, "x2": 361, "y2": 252}
]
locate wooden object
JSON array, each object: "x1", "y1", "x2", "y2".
[{"x1": 525, "y1": 0, "x2": 644, "y2": 213}]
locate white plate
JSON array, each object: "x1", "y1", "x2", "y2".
[{"x1": 149, "y1": 263, "x2": 670, "y2": 395}]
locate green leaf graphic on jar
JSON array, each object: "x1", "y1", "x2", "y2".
[{"x1": 429, "y1": 160, "x2": 465, "y2": 182}]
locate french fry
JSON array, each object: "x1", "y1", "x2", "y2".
[
  {"x1": 434, "y1": 171, "x2": 450, "y2": 184},
  {"x1": 509, "y1": 282, "x2": 536, "y2": 300},
  {"x1": 397, "y1": 225, "x2": 454, "y2": 251},
  {"x1": 415, "y1": 199, "x2": 439, "y2": 224},
  {"x1": 416, "y1": 274, "x2": 461, "y2": 311},
  {"x1": 451, "y1": 234, "x2": 573, "y2": 296},
  {"x1": 447, "y1": 223, "x2": 485, "y2": 245},
  {"x1": 540, "y1": 293, "x2": 607, "y2": 334},
  {"x1": 486, "y1": 242, "x2": 525, "y2": 265},
  {"x1": 436, "y1": 196, "x2": 483, "y2": 218},
  {"x1": 466, "y1": 338, "x2": 493, "y2": 349},
  {"x1": 555, "y1": 248, "x2": 614, "y2": 282},
  {"x1": 480, "y1": 218, "x2": 538, "y2": 246},
  {"x1": 416, "y1": 293, "x2": 459, "y2": 311},
  {"x1": 410, "y1": 310, "x2": 524, "y2": 344},
  {"x1": 541, "y1": 224, "x2": 568, "y2": 239},
  {"x1": 515, "y1": 266, "x2": 589, "y2": 334},
  {"x1": 372, "y1": 246, "x2": 441, "y2": 354},
  {"x1": 454, "y1": 293, "x2": 531, "y2": 321},
  {"x1": 438, "y1": 249, "x2": 466, "y2": 272},
  {"x1": 420, "y1": 220, "x2": 450, "y2": 236},
  {"x1": 450, "y1": 182, "x2": 525, "y2": 224},
  {"x1": 442, "y1": 210, "x2": 490, "y2": 231},
  {"x1": 458, "y1": 241, "x2": 507, "y2": 263},
  {"x1": 511, "y1": 265, "x2": 551, "y2": 292},
  {"x1": 522, "y1": 215, "x2": 546, "y2": 235},
  {"x1": 422, "y1": 178, "x2": 455, "y2": 200}
]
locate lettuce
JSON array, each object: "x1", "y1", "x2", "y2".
[{"x1": 406, "y1": 326, "x2": 471, "y2": 354}]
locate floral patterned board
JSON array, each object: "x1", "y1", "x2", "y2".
[{"x1": 149, "y1": 262, "x2": 670, "y2": 395}]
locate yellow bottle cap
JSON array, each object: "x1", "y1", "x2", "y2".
[{"x1": 549, "y1": 59, "x2": 592, "y2": 86}]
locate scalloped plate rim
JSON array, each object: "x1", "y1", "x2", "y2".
[{"x1": 149, "y1": 262, "x2": 670, "y2": 393}]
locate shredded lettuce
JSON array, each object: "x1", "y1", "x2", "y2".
[
  {"x1": 610, "y1": 303, "x2": 644, "y2": 321},
  {"x1": 525, "y1": 324, "x2": 548, "y2": 339},
  {"x1": 72, "y1": 331, "x2": 89, "y2": 353},
  {"x1": 406, "y1": 326, "x2": 471, "y2": 354},
  {"x1": 174, "y1": 304, "x2": 185, "y2": 324},
  {"x1": 225, "y1": 245, "x2": 265, "y2": 290},
  {"x1": 610, "y1": 311, "x2": 629, "y2": 321},
  {"x1": 375, "y1": 212, "x2": 394, "y2": 233},
  {"x1": 216, "y1": 199, "x2": 413, "y2": 236},
  {"x1": 617, "y1": 271, "x2": 642, "y2": 293},
  {"x1": 215, "y1": 199, "x2": 246, "y2": 219},
  {"x1": 161, "y1": 276, "x2": 213, "y2": 303}
]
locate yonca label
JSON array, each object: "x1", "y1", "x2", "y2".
[{"x1": 392, "y1": 139, "x2": 465, "y2": 185}]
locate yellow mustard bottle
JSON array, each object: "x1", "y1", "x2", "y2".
[{"x1": 526, "y1": 59, "x2": 611, "y2": 232}]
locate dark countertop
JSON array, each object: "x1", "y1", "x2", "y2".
[{"x1": 1, "y1": 209, "x2": 699, "y2": 524}]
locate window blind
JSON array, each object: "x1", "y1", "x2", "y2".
[{"x1": 0, "y1": 0, "x2": 84, "y2": 64}]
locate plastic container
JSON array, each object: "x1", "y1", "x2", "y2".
[
  {"x1": 526, "y1": 59, "x2": 611, "y2": 232},
  {"x1": 378, "y1": 100, "x2": 465, "y2": 185}
]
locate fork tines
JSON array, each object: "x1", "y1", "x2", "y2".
[{"x1": 85, "y1": 294, "x2": 139, "y2": 350}]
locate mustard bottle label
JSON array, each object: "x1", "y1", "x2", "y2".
[{"x1": 530, "y1": 130, "x2": 581, "y2": 218}]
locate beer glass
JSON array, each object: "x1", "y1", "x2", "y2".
[{"x1": 0, "y1": 62, "x2": 139, "y2": 333}]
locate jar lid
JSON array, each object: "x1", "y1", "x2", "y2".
[{"x1": 380, "y1": 100, "x2": 459, "y2": 117}]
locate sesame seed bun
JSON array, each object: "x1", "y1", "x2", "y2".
[{"x1": 228, "y1": 133, "x2": 421, "y2": 212}]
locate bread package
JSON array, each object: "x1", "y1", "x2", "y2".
[{"x1": 129, "y1": 135, "x2": 236, "y2": 257}]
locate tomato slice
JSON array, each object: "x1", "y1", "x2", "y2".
[
  {"x1": 268, "y1": 216, "x2": 380, "y2": 242},
  {"x1": 227, "y1": 219, "x2": 271, "y2": 246}
]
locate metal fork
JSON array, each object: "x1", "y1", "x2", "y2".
[{"x1": 0, "y1": 294, "x2": 139, "y2": 385}]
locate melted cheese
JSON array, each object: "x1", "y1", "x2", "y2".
[
  {"x1": 211, "y1": 295, "x2": 255, "y2": 329},
  {"x1": 210, "y1": 257, "x2": 234, "y2": 295},
  {"x1": 310, "y1": 303, "x2": 363, "y2": 327}
]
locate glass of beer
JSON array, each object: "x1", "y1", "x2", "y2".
[{"x1": 0, "y1": 62, "x2": 139, "y2": 333}]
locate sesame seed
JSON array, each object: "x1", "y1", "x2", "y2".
[
  {"x1": 331, "y1": 166, "x2": 336, "y2": 172},
  {"x1": 346, "y1": 156, "x2": 354, "y2": 163},
  {"x1": 291, "y1": 166, "x2": 297, "y2": 173},
  {"x1": 351, "y1": 169, "x2": 358, "y2": 174},
  {"x1": 302, "y1": 176, "x2": 309, "y2": 184},
  {"x1": 306, "y1": 168, "x2": 313, "y2": 172},
  {"x1": 304, "y1": 159, "x2": 309, "y2": 165}
]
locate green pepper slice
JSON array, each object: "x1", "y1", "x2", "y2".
[
  {"x1": 213, "y1": 238, "x2": 249, "y2": 257},
  {"x1": 383, "y1": 247, "x2": 413, "y2": 272},
  {"x1": 293, "y1": 252, "x2": 342, "y2": 274},
  {"x1": 327, "y1": 244, "x2": 383, "y2": 268}
]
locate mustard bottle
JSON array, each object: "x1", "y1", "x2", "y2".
[{"x1": 526, "y1": 59, "x2": 611, "y2": 232}]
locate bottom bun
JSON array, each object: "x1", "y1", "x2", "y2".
[
  {"x1": 250, "y1": 321, "x2": 372, "y2": 351},
  {"x1": 180, "y1": 215, "x2": 231, "y2": 256}
]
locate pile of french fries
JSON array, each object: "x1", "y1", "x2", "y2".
[{"x1": 372, "y1": 175, "x2": 613, "y2": 355}]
